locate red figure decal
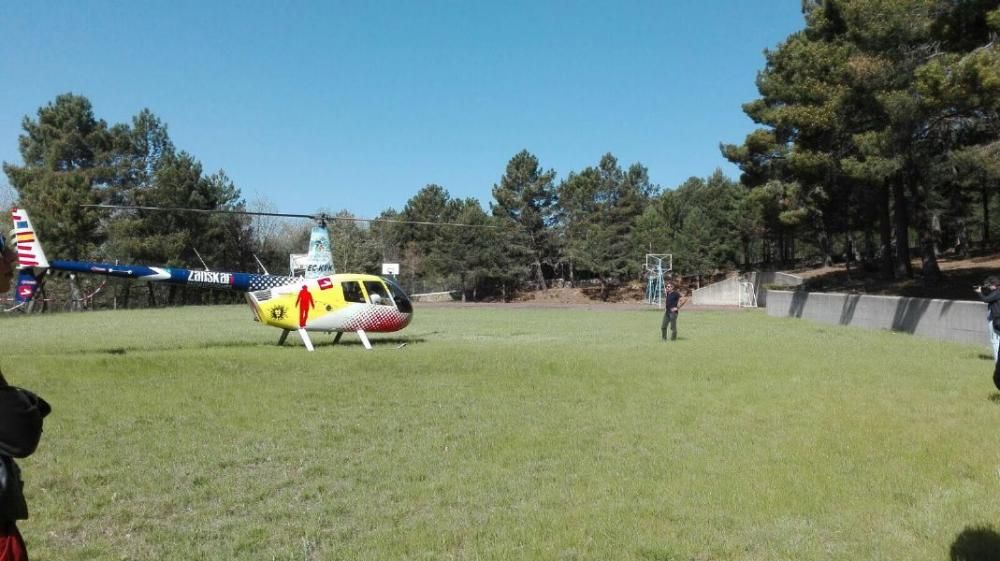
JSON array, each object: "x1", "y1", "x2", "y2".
[{"x1": 295, "y1": 285, "x2": 315, "y2": 328}]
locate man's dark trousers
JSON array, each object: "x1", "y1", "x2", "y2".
[{"x1": 661, "y1": 310, "x2": 677, "y2": 341}]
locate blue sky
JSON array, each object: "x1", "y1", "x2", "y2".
[{"x1": 1, "y1": 1, "x2": 805, "y2": 219}]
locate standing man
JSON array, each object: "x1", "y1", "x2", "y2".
[{"x1": 661, "y1": 281, "x2": 688, "y2": 341}]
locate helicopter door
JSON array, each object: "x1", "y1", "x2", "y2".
[
  {"x1": 341, "y1": 281, "x2": 365, "y2": 303},
  {"x1": 363, "y1": 280, "x2": 392, "y2": 306}
]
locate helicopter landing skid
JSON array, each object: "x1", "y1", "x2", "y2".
[
  {"x1": 277, "y1": 328, "x2": 315, "y2": 351},
  {"x1": 330, "y1": 330, "x2": 372, "y2": 350},
  {"x1": 277, "y1": 328, "x2": 368, "y2": 351},
  {"x1": 356, "y1": 329, "x2": 372, "y2": 350},
  {"x1": 298, "y1": 328, "x2": 315, "y2": 351}
]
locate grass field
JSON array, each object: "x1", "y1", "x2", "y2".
[{"x1": 3, "y1": 303, "x2": 1000, "y2": 560}]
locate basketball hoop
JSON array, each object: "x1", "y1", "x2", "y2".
[{"x1": 644, "y1": 254, "x2": 672, "y2": 307}]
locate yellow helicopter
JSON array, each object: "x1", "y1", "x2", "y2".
[{"x1": 9, "y1": 205, "x2": 439, "y2": 351}]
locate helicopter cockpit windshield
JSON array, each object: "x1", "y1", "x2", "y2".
[{"x1": 381, "y1": 276, "x2": 413, "y2": 314}]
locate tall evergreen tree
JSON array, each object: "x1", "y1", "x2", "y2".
[
  {"x1": 490, "y1": 150, "x2": 557, "y2": 290},
  {"x1": 443, "y1": 198, "x2": 495, "y2": 301},
  {"x1": 326, "y1": 210, "x2": 382, "y2": 274},
  {"x1": 398, "y1": 184, "x2": 455, "y2": 288},
  {"x1": 556, "y1": 154, "x2": 651, "y2": 298},
  {"x1": 3, "y1": 93, "x2": 110, "y2": 260},
  {"x1": 650, "y1": 171, "x2": 745, "y2": 275}
]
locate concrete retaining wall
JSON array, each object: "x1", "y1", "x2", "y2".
[
  {"x1": 691, "y1": 271, "x2": 803, "y2": 307},
  {"x1": 411, "y1": 291, "x2": 458, "y2": 303},
  {"x1": 692, "y1": 276, "x2": 741, "y2": 306},
  {"x1": 766, "y1": 290, "x2": 990, "y2": 348},
  {"x1": 754, "y1": 272, "x2": 803, "y2": 307}
]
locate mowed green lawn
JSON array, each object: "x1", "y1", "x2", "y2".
[{"x1": 2, "y1": 303, "x2": 999, "y2": 560}]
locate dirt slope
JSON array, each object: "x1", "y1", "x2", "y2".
[
  {"x1": 507, "y1": 253, "x2": 1000, "y2": 306},
  {"x1": 787, "y1": 253, "x2": 1000, "y2": 302}
]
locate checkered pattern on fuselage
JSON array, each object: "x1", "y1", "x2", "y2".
[{"x1": 247, "y1": 275, "x2": 299, "y2": 292}]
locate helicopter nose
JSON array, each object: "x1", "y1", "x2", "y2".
[{"x1": 390, "y1": 291, "x2": 413, "y2": 314}]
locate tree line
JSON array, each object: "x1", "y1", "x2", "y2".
[
  {"x1": 0, "y1": 94, "x2": 681, "y2": 305},
  {"x1": 723, "y1": 0, "x2": 1000, "y2": 283},
  {"x1": 3, "y1": 1, "x2": 999, "y2": 307}
]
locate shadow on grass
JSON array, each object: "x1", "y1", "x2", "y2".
[
  {"x1": 316, "y1": 336, "x2": 425, "y2": 348},
  {"x1": 950, "y1": 525, "x2": 1000, "y2": 561},
  {"x1": 95, "y1": 341, "x2": 272, "y2": 354},
  {"x1": 637, "y1": 547, "x2": 681, "y2": 561},
  {"x1": 91, "y1": 336, "x2": 426, "y2": 354},
  {"x1": 988, "y1": 393, "x2": 1000, "y2": 405}
]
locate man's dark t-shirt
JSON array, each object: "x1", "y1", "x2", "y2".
[{"x1": 665, "y1": 290, "x2": 681, "y2": 311}]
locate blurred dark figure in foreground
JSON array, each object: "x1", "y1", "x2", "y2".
[
  {"x1": 0, "y1": 232, "x2": 15, "y2": 294},
  {"x1": 0, "y1": 370, "x2": 51, "y2": 561}
]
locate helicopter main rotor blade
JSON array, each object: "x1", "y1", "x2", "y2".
[
  {"x1": 82, "y1": 204, "x2": 496, "y2": 228},
  {"x1": 82, "y1": 204, "x2": 315, "y2": 220}
]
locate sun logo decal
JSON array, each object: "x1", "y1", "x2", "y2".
[{"x1": 270, "y1": 305, "x2": 287, "y2": 321}]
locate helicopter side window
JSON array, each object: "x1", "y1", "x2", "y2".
[
  {"x1": 364, "y1": 280, "x2": 392, "y2": 306},
  {"x1": 341, "y1": 281, "x2": 365, "y2": 303}
]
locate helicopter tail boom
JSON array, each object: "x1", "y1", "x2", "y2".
[{"x1": 9, "y1": 207, "x2": 299, "y2": 294}]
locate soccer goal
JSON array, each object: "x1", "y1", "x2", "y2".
[
  {"x1": 739, "y1": 272, "x2": 758, "y2": 308},
  {"x1": 644, "y1": 254, "x2": 672, "y2": 307}
]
